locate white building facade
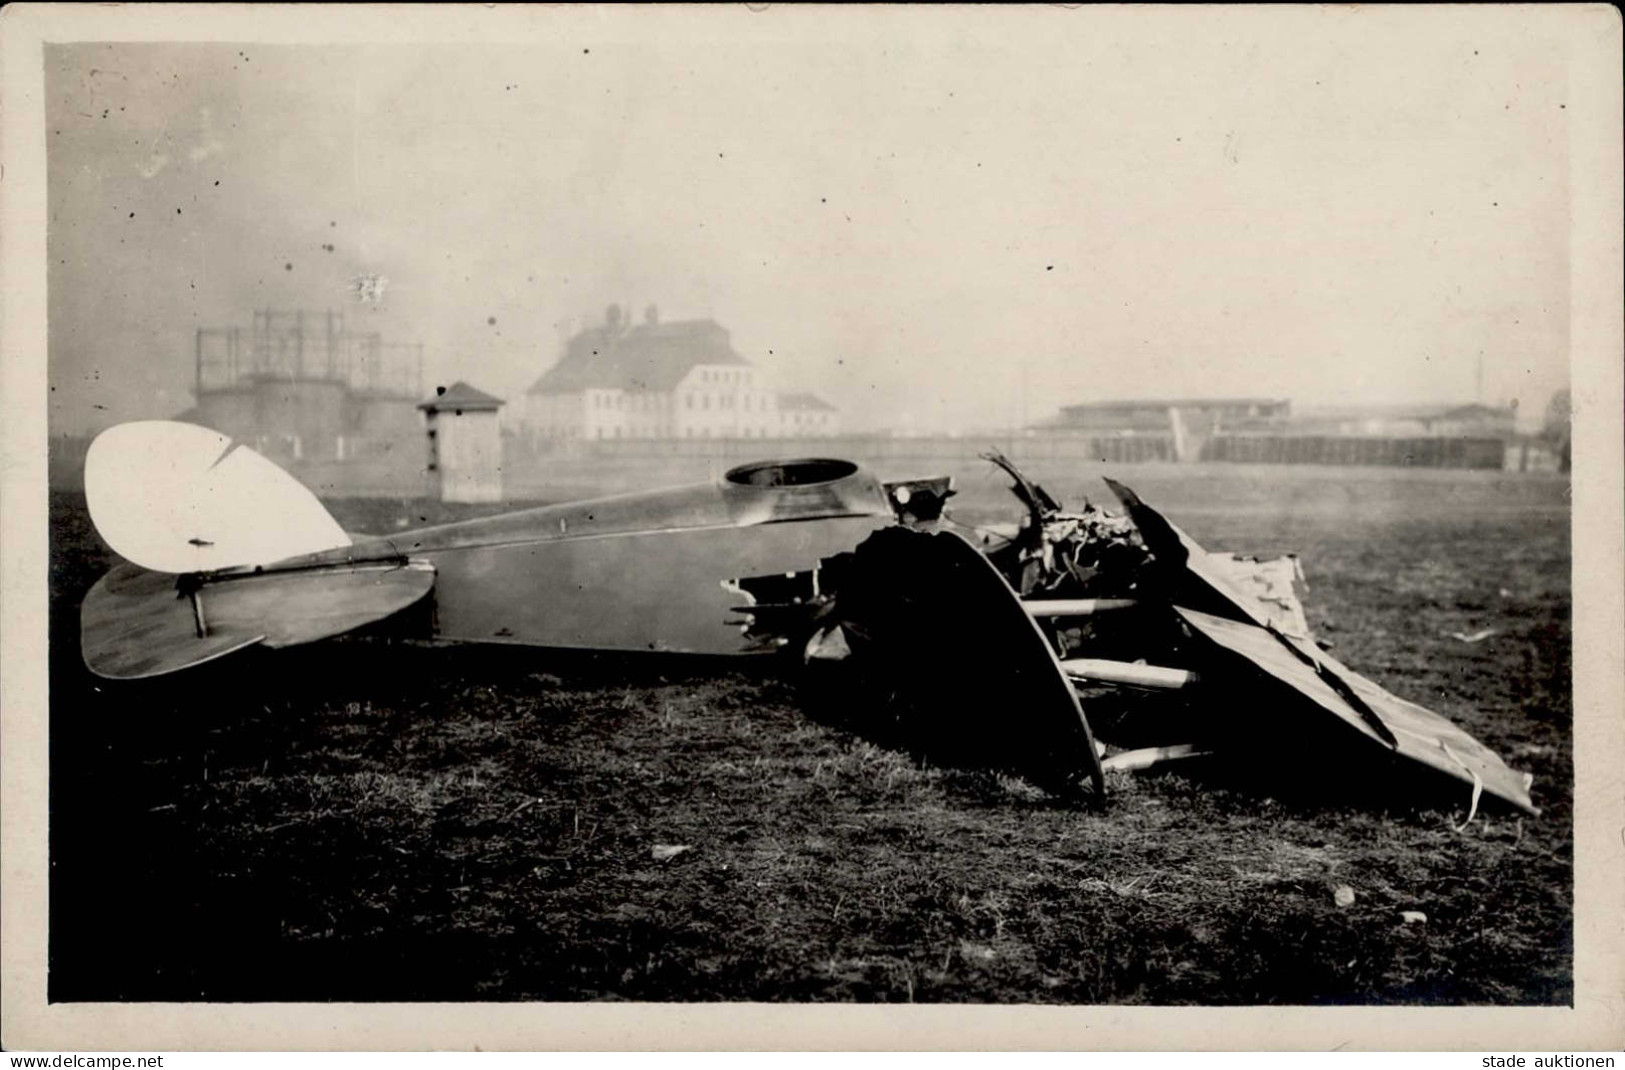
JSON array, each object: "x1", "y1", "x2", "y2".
[
  {"x1": 776, "y1": 392, "x2": 841, "y2": 437},
  {"x1": 522, "y1": 306, "x2": 837, "y2": 441}
]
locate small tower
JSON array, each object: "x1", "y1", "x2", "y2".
[{"x1": 418, "y1": 381, "x2": 506, "y2": 503}]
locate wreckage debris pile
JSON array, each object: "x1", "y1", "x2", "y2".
[
  {"x1": 777, "y1": 454, "x2": 1538, "y2": 818},
  {"x1": 997, "y1": 504, "x2": 1157, "y2": 600}
]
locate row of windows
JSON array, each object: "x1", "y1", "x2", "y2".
[
  {"x1": 540, "y1": 411, "x2": 806, "y2": 433},
  {"x1": 685, "y1": 392, "x2": 771, "y2": 411},
  {"x1": 699, "y1": 369, "x2": 751, "y2": 386},
  {"x1": 592, "y1": 392, "x2": 665, "y2": 411},
  {"x1": 590, "y1": 390, "x2": 777, "y2": 412},
  {"x1": 535, "y1": 424, "x2": 828, "y2": 441},
  {"x1": 580, "y1": 425, "x2": 784, "y2": 440}
]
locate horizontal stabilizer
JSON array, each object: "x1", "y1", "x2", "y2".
[
  {"x1": 81, "y1": 564, "x2": 265, "y2": 679},
  {"x1": 86, "y1": 421, "x2": 352, "y2": 574},
  {"x1": 82, "y1": 559, "x2": 436, "y2": 680}
]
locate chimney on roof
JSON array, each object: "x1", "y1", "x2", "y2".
[
  {"x1": 645, "y1": 303, "x2": 659, "y2": 327},
  {"x1": 605, "y1": 303, "x2": 623, "y2": 333}
]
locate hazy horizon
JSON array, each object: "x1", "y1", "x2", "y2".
[{"x1": 46, "y1": 13, "x2": 1573, "y2": 438}]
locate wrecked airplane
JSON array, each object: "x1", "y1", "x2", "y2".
[
  {"x1": 731, "y1": 451, "x2": 1537, "y2": 815},
  {"x1": 76, "y1": 421, "x2": 1536, "y2": 816}
]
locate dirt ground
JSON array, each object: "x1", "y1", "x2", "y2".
[{"x1": 46, "y1": 461, "x2": 1572, "y2": 1004}]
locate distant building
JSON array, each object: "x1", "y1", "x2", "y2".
[
  {"x1": 1418, "y1": 403, "x2": 1518, "y2": 438},
  {"x1": 420, "y1": 381, "x2": 505, "y2": 503},
  {"x1": 1038, "y1": 398, "x2": 1292, "y2": 435},
  {"x1": 521, "y1": 304, "x2": 837, "y2": 441},
  {"x1": 777, "y1": 392, "x2": 841, "y2": 437},
  {"x1": 185, "y1": 309, "x2": 423, "y2": 463},
  {"x1": 1290, "y1": 402, "x2": 1519, "y2": 439}
]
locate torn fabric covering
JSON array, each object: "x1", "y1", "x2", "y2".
[
  {"x1": 1102, "y1": 479, "x2": 1537, "y2": 815},
  {"x1": 1310, "y1": 643, "x2": 1537, "y2": 815},
  {"x1": 1101, "y1": 476, "x2": 1292, "y2": 631},
  {"x1": 1175, "y1": 606, "x2": 1536, "y2": 814},
  {"x1": 1202, "y1": 553, "x2": 1312, "y2": 640}
]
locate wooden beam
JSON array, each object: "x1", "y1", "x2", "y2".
[
  {"x1": 1100, "y1": 744, "x2": 1211, "y2": 773},
  {"x1": 1061, "y1": 658, "x2": 1198, "y2": 690},
  {"x1": 1023, "y1": 598, "x2": 1139, "y2": 617}
]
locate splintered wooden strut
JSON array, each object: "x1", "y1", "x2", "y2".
[
  {"x1": 1060, "y1": 658, "x2": 1198, "y2": 690},
  {"x1": 1021, "y1": 598, "x2": 1139, "y2": 617}
]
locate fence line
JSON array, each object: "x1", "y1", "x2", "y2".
[
  {"x1": 1200, "y1": 434, "x2": 1507, "y2": 469},
  {"x1": 509, "y1": 432, "x2": 1512, "y2": 469},
  {"x1": 48, "y1": 428, "x2": 1538, "y2": 496},
  {"x1": 507, "y1": 434, "x2": 1174, "y2": 465}
]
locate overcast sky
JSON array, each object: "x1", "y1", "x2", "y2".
[{"x1": 46, "y1": 9, "x2": 1574, "y2": 436}]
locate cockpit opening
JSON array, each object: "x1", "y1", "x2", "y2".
[{"x1": 724, "y1": 459, "x2": 860, "y2": 488}]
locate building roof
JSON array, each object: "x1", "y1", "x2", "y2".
[
  {"x1": 1057, "y1": 397, "x2": 1288, "y2": 413},
  {"x1": 418, "y1": 380, "x2": 505, "y2": 412},
  {"x1": 527, "y1": 318, "x2": 751, "y2": 395},
  {"x1": 1432, "y1": 403, "x2": 1515, "y2": 421},
  {"x1": 777, "y1": 391, "x2": 838, "y2": 413}
]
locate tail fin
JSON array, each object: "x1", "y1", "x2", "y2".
[{"x1": 85, "y1": 421, "x2": 351, "y2": 574}]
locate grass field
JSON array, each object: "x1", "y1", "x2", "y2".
[{"x1": 47, "y1": 460, "x2": 1572, "y2": 1004}]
